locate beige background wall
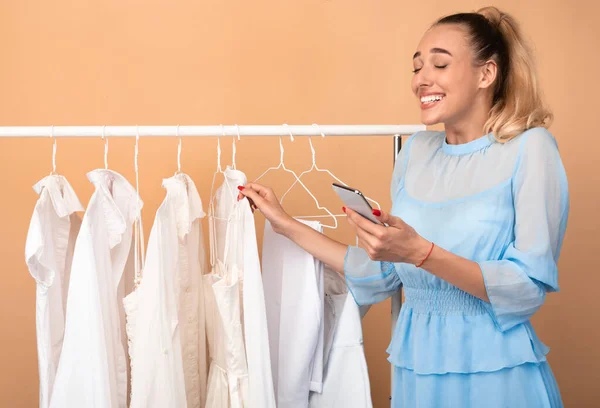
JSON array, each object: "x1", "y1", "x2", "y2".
[{"x1": 1, "y1": 1, "x2": 598, "y2": 407}]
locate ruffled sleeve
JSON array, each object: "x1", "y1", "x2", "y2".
[
  {"x1": 344, "y1": 247, "x2": 401, "y2": 305},
  {"x1": 479, "y1": 128, "x2": 569, "y2": 332}
]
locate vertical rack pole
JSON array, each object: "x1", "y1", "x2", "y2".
[{"x1": 389, "y1": 135, "x2": 403, "y2": 404}]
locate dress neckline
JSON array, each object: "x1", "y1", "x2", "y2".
[{"x1": 441, "y1": 132, "x2": 495, "y2": 156}]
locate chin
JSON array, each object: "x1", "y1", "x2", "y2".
[{"x1": 420, "y1": 112, "x2": 443, "y2": 126}]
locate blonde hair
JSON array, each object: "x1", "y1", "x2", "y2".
[{"x1": 435, "y1": 6, "x2": 552, "y2": 142}]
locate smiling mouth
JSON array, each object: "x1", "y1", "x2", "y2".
[{"x1": 420, "y1": 94, "x2": 445, "y2": 109}]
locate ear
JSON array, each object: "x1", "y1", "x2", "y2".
[{"x1": 478, "y1": 59, "x2": 498, "y2": 90}]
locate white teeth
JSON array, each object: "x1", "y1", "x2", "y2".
[{"x1": 421, "y1": 95, "x2": 444, "y2": 103}]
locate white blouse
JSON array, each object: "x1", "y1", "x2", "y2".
[
  {"x1": 50, "y1": 169, "x2": 142, "y2": 408},
  {"x1": 124, "y1": 173, "x2": 207, "y2": 408},
  {"x1": 25, "y1": 175, "x2": 83, "y2": 408}
]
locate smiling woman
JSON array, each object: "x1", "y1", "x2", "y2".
[
  {"x1": 413, "y1": 7, "x2": 552, "y2": 143},
  {"x1": 241, "y1": 5, "x2": 567, "y2": 408}
]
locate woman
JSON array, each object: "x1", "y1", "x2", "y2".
[{"x1": 239, "y1": 6, "x2": 568, "y2": 408}]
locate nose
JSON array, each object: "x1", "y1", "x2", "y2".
[{"x1": 415, "y1": 67, "x2": 433, "y2": 90}]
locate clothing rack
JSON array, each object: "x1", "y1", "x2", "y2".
[
  {"x1": 0, "y1": 124, "x2": 423, "y2": 138},
  {"x1": 1, "y1": 123, "x2": 426, "y2": 402}
]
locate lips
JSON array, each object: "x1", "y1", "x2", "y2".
[{"x1": 420, "y1": 94, "x2": 445, "y2": 110}]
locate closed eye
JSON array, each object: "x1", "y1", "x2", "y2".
[{"x1": 412, "y1": 65, "x2": 448, "y2": 74}]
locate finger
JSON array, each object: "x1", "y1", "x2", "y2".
[
  {"x1": 376, "y1": 209, "x2": 405, "y2": 228},
  {"x1": 239, "y1": 187, "x2": 267, "y2": 209},
  {"x1": 243, "y1": 182, "x2": 273, "y2": 200},
  {"x1": 355, "y1": 232, "x2": 381, "y2": 260},
  {"x1": 346, "y1": 208, "x2": 385, "y2": 236},
  {"x1": 355, "y1": 226, "x2": 378, "y2": 249}
]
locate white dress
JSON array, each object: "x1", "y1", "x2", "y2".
[
  {"x1": 205, "y1": 167, "x2": 275, "y2": 408},
  {"x1": 124, "y1": 173, "x2": 207, "y2": 408},
  {"x1": 25, "y1": 175, "x2": 83, "y2": 408},
  {"x1": 262, "y1": 219, "x2": 325, "y2": 408},
  {"x1": 50, "y1": 169, "x2": 142, "y2": 408},
  {"x1": 309, "y1": 267, "x2": 373, "y2": 408}
]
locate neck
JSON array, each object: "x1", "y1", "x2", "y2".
[{"x1": 444, "y1": 95, "x2": 492, "y2": 144}]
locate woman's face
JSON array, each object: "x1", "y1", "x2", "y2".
[{"x1": 411, "y1": 24, "x2": 485, "y2": 127}]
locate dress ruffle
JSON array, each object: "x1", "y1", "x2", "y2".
[{"x1": 387, "y1": 287, "x2": 549, "y2": 375}]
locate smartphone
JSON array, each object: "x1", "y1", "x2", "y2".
[{"x1": 331, "y1": 183, "x2": 384, "y2": 225}]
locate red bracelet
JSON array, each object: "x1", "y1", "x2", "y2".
[{"x1": 415, "y1": 242, "x2": 435, "y2": 268}]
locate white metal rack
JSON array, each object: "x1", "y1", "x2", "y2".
[{"x1": 1, "y1": 123, "x2": 426, "y2": 403}]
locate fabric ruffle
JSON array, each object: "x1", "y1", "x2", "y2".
[
  {"x1": 33, "y1": 175, "x2": 84, "y2": 217},
  {"x1": 162, "y1": 173, "x2": 206, "y2": 241},
  {"x1": 87, "y1": 169, "x2": 142, "y2": 249},
  {"x1": 387, "y1": 287, "x2": 549, "y2": 375}
]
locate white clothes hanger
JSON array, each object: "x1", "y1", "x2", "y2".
[
  {"x1": 232, "y1": 124, "x2": 241, "y2": 170},
  {"x1": 207, "y1": 125, "x2": 242, "y2": 268},
  {"x1": 254, "y1": 124, "x2": 338, "y2": 229},
  {"x1": 208, "y1": 125, "x2": 237, "y2": 212},
  {"x1": 102, "y1": 125, "x2": 109, "y2": 169},
  {"x1": 280, "y1": 124, "x2": 382, "y2": 213},
  {"x1": 49, "y1": 125, "x2": 57, "y2": 175},
  {"x1": 133, "y1": 125, "x2": 145, "y2": 287},
  {"x1": 175, "y1": 124, "x2": 182, "y2": 175}
]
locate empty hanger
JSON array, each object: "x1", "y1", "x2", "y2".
[
  {"x1": 252, "y1": 123, "x2": 296, "y2": 182},
  {"x1": 254, "y1": 124, "x2": 338, "y2": 229},
  {"x1": 280, "y1": 124, "x2": 381, "y2": 212}
]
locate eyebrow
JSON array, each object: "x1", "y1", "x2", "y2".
[{"x1": 413, "y1": 48, "x2": 453, "y2": 59}]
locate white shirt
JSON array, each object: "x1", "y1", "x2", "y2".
[
  {"x1": 309, "y1": 267, "x2": 372, "y2": 408},
  {"x1": 50, "y1": 169, "x2": 142, "y2": 408},
  {"x1": 124, "y1": 173, "x2": 207, "y2": 408},
  {"x1": 262, "y1": 219, "x2": 325, "y2": 408},
  {"x1": 25, "y1": 175, "x2": 83, "y2": 408}
]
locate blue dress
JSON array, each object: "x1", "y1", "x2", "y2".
[{"x1": 344, "y1": 128, "x2": 568, "y2": 408}]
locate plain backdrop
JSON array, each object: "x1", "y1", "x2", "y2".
[{"x1": 0, "y1": 1, "x2": 598, "y2": 407}]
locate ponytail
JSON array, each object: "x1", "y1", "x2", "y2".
[{"x1": 435, "y1": 6, "x2": 552, "y2": 142}]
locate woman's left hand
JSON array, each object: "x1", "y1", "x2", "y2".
[{"x1": 345, "y1": 208, "x2": 430, "y2": 265}]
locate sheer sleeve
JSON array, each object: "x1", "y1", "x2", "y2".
[
  {"x1": 479, "y1": 128, "x2": 569, "y2": 332},
  {"x1": 344, "y1": 247, "x2": 401, "y2": 305},
  {"x1": 344, "y1": 133, "x2": 421, "y2": 305}
]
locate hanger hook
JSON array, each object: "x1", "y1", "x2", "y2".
[
  {"x1": 278, "y1": 136, "x2": 285, "y2": 165},
  {"x1": 309, "y1": 124, "x2": 326, "y2": 166},
  {"x1": 50, "y1": 125, "x2": 56, "y2": 175},
  {"x1": 231, "y1": 124, "x2": 241, "y2": 170},
  {"x1": 311, "y1": 123, "x2": 326, "y2": 138},
  {"x1": 282, "y1": 123, "x2": 294, "y2": 142},
  {"x1": 216, "y1": 125, "x2": 223, "y2": 172},
  {"x1": 135, "y1": 125, "x2": 140, "y2": 174},
  {"x1": 134, "y1": 125, "x2": 141, "y2": 208},
  {"x1": 234, "y1": 124, "x2": 241, "y2": 141},
  {"x1": 176, "y1": 124, "x2": 182, "y2": 174},
  {"x1": 102, "y1": 125, "x2": 108, "y2": 169}
]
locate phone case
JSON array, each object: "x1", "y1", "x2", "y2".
[{"x1": 331, "y1": 183, "x2": 383, "y2": 224}]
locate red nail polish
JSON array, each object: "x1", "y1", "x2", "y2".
[
  {"x1": 372, "y1": 209, "x2": 381, "y2": 217},
  {"x1": 237, "y1": 186, "x2": 245, "y2": 191},
  {"x1": 342, "y1": 207, "x2": 346, "y2": 213}
]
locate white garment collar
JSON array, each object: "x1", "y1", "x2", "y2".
[
  {"x1": 33, "y1": 175, "x2": 84, "y2": 217},
  {"x1": 162, "y1": 173, "x2": 206, "y2": 240}
]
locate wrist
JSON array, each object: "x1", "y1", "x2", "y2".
[
  {"x1": 412, "y1": 236, "x2": 433, "y2": 266},
  {"x1": 277, "y1": 215, "x2": 299, "y2": 237}
]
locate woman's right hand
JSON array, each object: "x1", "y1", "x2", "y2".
[{"x1": 237, "y1": 183, "x2": 295, "y2": 235}]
